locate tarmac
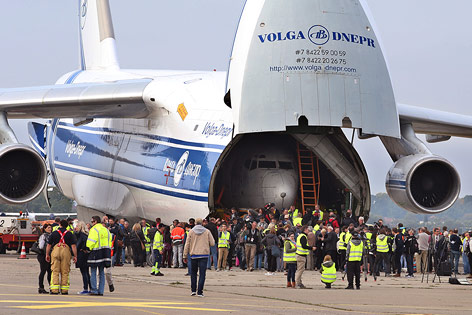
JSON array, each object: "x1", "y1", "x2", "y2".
[{"x1": 0, "y1": 253, "x2": 470, "y2": 315}]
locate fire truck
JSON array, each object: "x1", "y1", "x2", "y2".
[{"x1": 0, "y1": 213, "x2": 39, "y2": 254}]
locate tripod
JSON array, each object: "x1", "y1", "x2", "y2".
[
  {"x1": 432, "y1": 238, "x2": 449, "y2": 283},
  {"x1": 421, "y1": 240, "x2": 434, "y2": 283}
]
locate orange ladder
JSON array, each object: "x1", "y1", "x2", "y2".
[{"x1": 296, "y1": 142, "x2": 320, "y2": 214}]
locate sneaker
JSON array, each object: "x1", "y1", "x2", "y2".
[
  {"x1": 191, "y1": 292, "x2": 197, "y2": 296},
  {"x1": 77, "y1": 290, "x2": 90, "y2": 295},
  {"x1": 197, "y1": 293, "x2": 204, "y2": 297},
  {"x1": 109, "y1": 284, "x2": 115, "y2": 292},
  {"x1": 216, "y1": 269, "x2": 221, "y2": 272}
]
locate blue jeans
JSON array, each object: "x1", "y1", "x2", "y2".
[
  {"x1": 254, "y1": 253, "x2": 263, "y2": 269},
  {"x1": 188, "y1": 257, "x2": 192, "y2": 275},
  {"x1": 463, "y1": 252, "x2": 470, "y2": 274},
  {"x1": 207, "y1": 245, "x2": 217, "y2": 269},
  {"x1": 450, "y1": 250, "x2": 461, "y2": 274},
  {"x1": 79, "y1": 266, "x2": 90, "y2": 291},
  {"x1": 122, "y1": 248, "x2": 126, "y2": 264},
  {"x1": 191, "y1": 257, "x2": 208, "y2": 295},
  {"x1": 90, "y1": 265, "x2": 105, "y2": 295}
]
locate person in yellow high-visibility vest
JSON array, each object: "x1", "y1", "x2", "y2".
[
  {"x1": 345, "y1": 232, "x2": 363, "y2": 290},
  {"x1": 295, "y1": 225, "x2": 314, "y2": 289},
  {"x1": 283, "y1": 232, "x2": 297, "y2": 288},
  {"x1": 86, "y1": 216, "x2": 112, "y2": 296},
  {"x1": 151, "y1": 224, "x2": 165, "y2": 276},
  {"x1": 374, "y1": 228, "x2": 391, "y2": 277},
  {"x1": 217, "y1": 224, "x2": 230, "y2": 271},
  {"x1": 320, "y1": 254, "x2": 336, "y2": 289}
]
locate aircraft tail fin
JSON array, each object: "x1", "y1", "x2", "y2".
[{"x1": 79, "y1": 0, "x2": 120, "y2": 70}]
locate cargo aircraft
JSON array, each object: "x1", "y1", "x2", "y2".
[{"x1": 0, "y1": 0, "x2": 471, "y2": 223}]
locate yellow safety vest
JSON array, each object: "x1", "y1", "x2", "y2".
[
  {"x1": 283, "y1": 240, "x2": 297, "y2": 262},
  {"x1": 314, "y1": 224, "x2": 320, "y2": 232},
  {"x1": 153, "y1": 231, "x2": 164, "y2": 251},
  {"x1": 218, "y1": 231, "x2": 230, "y2": 248},
  {"x1": 348, "y1": 241, "x2": 363, "y2": 261},
  {"x1": 320, "y1": 264, "x2": 337, "y2": 283},
  {"x1": 338, "y1": 232, "x2": 347, "y2": 250},
  {"x1": 296, "y1": 234, "x2": 309, "y2": 256},
  {"x1": 365, "y1": 232, "x2": 372, "y2": 250},
  {"x1": 52, "y1": 225, "x2": 59, "y2": 232},
  {"x1": 86, "y1": 223, "x2": 112, "y2": 250},
  {"x1": 345, "y1": 231, "x2": 352, "y2": 245},
  {"x1": 376, "y1": 236, "x2": 388, "y2": 253},
  {"x1": 293, "y1": 217, "x2": 303, "y2": 226}
]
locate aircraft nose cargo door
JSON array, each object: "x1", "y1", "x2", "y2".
[{"x1": 226, "y1": 0, "x2": 400, "y2": 138}]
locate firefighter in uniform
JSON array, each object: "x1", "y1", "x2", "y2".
[
  {"x1": 45, "y1": 219, "x2": 77, "y2": 295},
  {"x1": 345, "y1": 231, "x2": 363, "y2": 289},
  {"x1": 151, "y1": 224, "x2": 165, "y2": 276}
]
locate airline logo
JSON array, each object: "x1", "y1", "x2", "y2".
[
  {"x1": 258, "y1": 25, "x2": 375, "y2": 48},
  {"x1": 202, "y1": 122, "x2": 232, "y2": 138},
  {"x1": 65, "y1": 140, "x2": 86, "y2": 159},
  {"x1": 163, "y1": 151, "x2": 202, "y2": 186}
]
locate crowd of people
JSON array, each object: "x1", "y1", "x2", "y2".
[{"x1": 33, "y1": 204, "x2": 472, "y2": 295}]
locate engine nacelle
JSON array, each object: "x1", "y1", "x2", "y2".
[
  {"x1": 0, "y1": 144, "x2": 47, "y2": 204},
  {"x1": 386, "y1": 154, "x2": 460, "y2": 214}
]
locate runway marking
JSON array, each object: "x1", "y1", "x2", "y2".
[
  {"x1": 126, "y1": 307, "x2": 166, "y2": 315},
  {"x1": 0, "y1": 300, "x2": 234, "y2": 312}
]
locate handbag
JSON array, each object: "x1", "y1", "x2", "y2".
[
  {"x1": 270, "y1": 245, "x2": 281, "y2": 257},
  {"x1": 136, "y1": 232, "x2": 145, "y2": 250},
  {"x1": 30, "y1": 241, "x2": 44, "y2": 255}
]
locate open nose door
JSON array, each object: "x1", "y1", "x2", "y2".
[{"x1": 226, "y1": 0, "x2": 400, "y2": 138}]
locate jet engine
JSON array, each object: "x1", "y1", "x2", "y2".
[
  {"x1": 0, "y1": 144, "x2": 47, "y2": 204},
  {"x1": 386, "y1": 154, "x2": 460, "y2": 214}
]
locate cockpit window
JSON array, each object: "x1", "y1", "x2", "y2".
[
  {"x1": 250, "y1": 160, "x2": 257, "y2": 170},
  {"x1": 279, "y1": 161, "x2": 294, "y2": 169},
  {"x1": 258, "y1": 161, "x2": 276, "y2": 169}
]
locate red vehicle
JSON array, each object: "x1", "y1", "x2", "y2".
[{"x1": 0, "y1": 214, "x2": 39, "y2": 254}]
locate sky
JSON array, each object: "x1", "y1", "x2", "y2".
[{"x1": 0, "y1": 0, "x2": 471, "y2": 196}]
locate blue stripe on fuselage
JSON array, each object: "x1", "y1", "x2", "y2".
[
  {"x1": 53, "y1": 122, "x2": 223, "y2": 202},
  {"x1": 57, "y1": 122, "x2": 226, "y2": 150}
]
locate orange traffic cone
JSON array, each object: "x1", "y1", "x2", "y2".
[{"x1": 18, "y1": 242, "x2": 28, "y2": 259}]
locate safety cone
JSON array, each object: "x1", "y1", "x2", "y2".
[{"x1": 18, "y1": 242, "x2": 28, "y2": 259}]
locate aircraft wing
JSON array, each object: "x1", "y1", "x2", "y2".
[
  {"x1": 0, "y1": 79, "x2": 154, "y2": 119},
  {"x1": 397, "y1": 103, "x2": 472, "y2": 138}
]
